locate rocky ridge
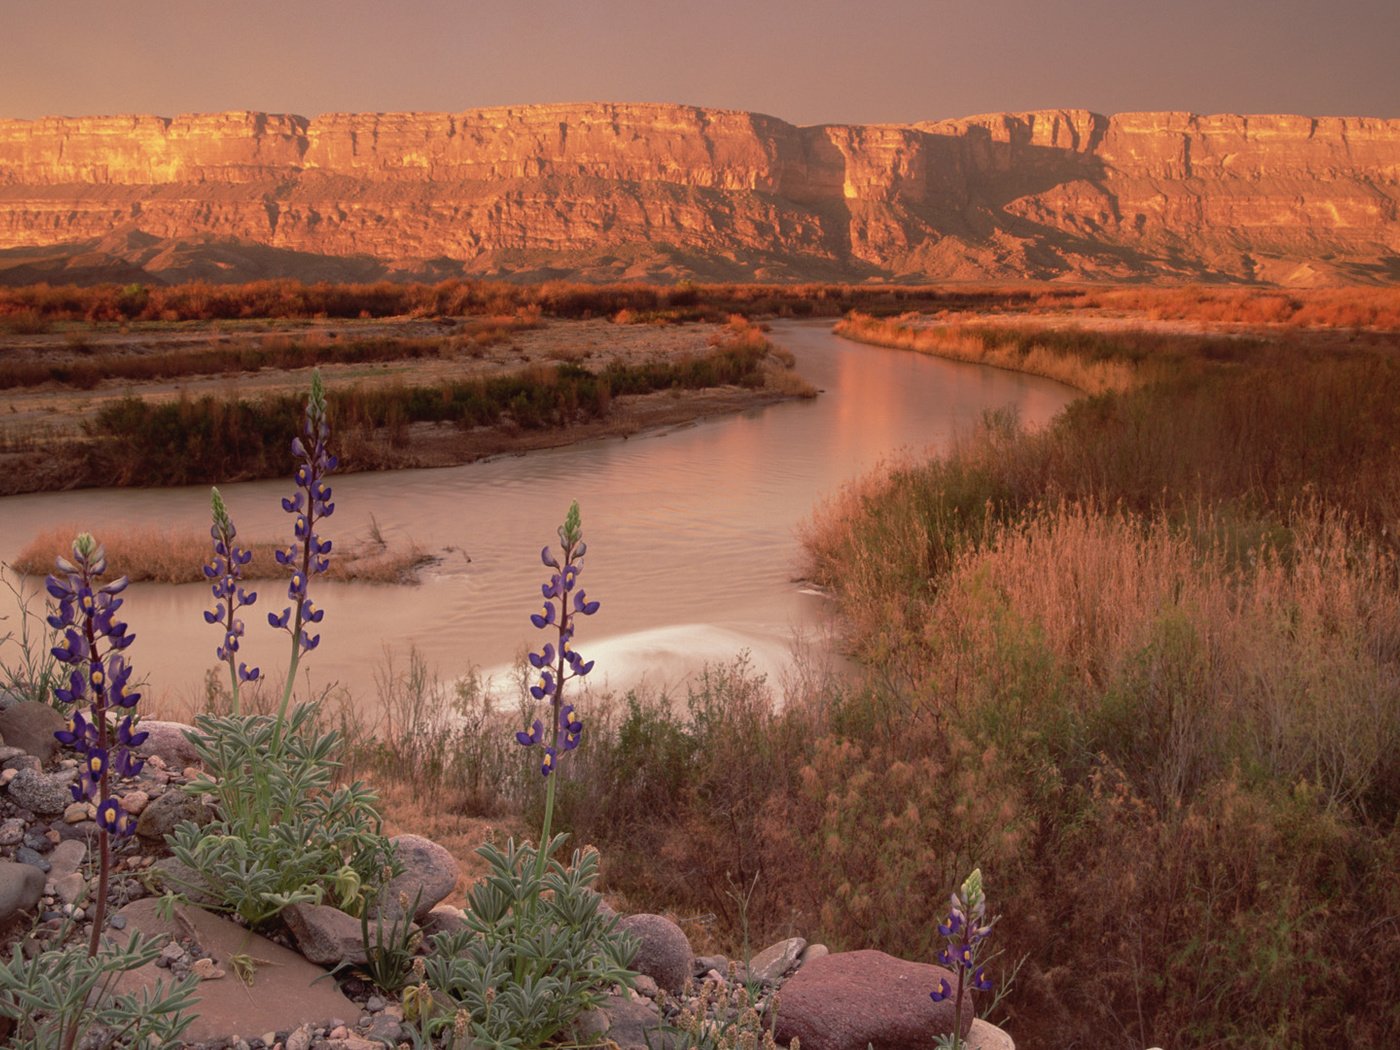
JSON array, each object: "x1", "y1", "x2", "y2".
[{"x1": 0, "y1": 104, "x2": 1396, "y2": 286}]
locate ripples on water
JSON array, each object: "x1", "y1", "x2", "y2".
[{"x1": 0, "y1": 321, "x2": 1075, "y2": 711}]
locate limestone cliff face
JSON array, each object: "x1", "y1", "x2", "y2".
[{"x1": 0, "y1": 103, "x2": 1395, "y2": 285}]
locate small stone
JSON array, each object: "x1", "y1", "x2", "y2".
[
  {"x1": 745, "y1": 936, "x2": 807, "y2": 984},
  {"x1": 2, "y1": 756, "x2": 40, "y2": 774},
  {"x1": 182, "y1": 766, "x2": 201, "y2": 781},
  {"x1": 0, "y1": 768, "x2": 16, "y2": 785},
  {"x1": 798, "y1": 942, "x2": 830, "y2": 968},
  {"x1": 47, "y1": 840, "x2": 86, "y2": 879},
  {"x1": 286, "y1": 1025, "x2": 313, "y2": 1050},
  {"x1": 58, "y1": 758, "x2": 78, "y2": 769},
  {"x1": 63, "y1": 802, "x2": 93, "y2": 824},
  {"x1": 633, "y1": 974, "x2": 659, "y2": 998},
  {"x1": 0, "y1": 746, "x2": 23, "y2": 763},
  {"x1": 0, "y1": 818, "x2": 24, "y2": 846},
  {"x1": 694, "y1": 953, "x2": 728, "y2": 976},
  {"x1": 54, "y1": 872, "x2": 85, "y2": 905},
  {"x1": 329, "y1": 1026, "x2": 349, "y2": 1039},
  {"x1": 55, "y1": 821, "x2": 99, "y2": 843},
  {"x1": 135, "y1": 788, "x2": 211, "y2": 843},
  {"x1": 159, "y1": 941, "x2": 187, "y2": 967},
  {"x1": 109, "y1": 913, "x2": 128, "y2": 930},
  {"x1": 15, "y1": 846, "x2": 50, "y2": 872},
  {"x1": 193, "y1": 957, "x2": 226, "y2": 980},
  {"x1": 365, "y1": 995, "x2": 387, "y2": 1012},
  {"x1": 119, "y1": 789, "x2": 150, "y2": 815}
]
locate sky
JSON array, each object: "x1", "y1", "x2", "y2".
[{"x1": 2, "y1": 0, "x2": 1397, "y2": 125}]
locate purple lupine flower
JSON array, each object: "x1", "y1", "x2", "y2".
[
  {"x1": 268, "y1": 371, "x2": 336, "y2": 660},
  {"x1": 515, "y1": 502, "x2": 601, "y2": 776},
  {"x1": 46, "y1": 534, "x2": 141, "y2": 839},
  {"x1": 929, "y1": 869, "x2": 997, "y2": 1045},
  {"x1": 206, "y1": 488, "x2": 261, "y2": 694}
]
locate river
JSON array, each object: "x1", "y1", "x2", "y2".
[{"x1": 0, "y1": 321, "x2": 1075, "y2": 712}]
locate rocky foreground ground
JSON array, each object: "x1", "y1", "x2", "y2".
[{"x1": 0, "y1": 693, "x2": 1009, "y2": 1050}]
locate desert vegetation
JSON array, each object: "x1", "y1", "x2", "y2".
[{"x1": 4, "y1": 287, "x2": 1400, "y2": 1048}]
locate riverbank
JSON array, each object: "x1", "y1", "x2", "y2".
[{"x1": 0, "y1": 315, "x2": 814, "y2": 495}]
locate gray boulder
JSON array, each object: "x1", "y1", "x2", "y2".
[
  {"x1": 745, "y1": 936, "x2": 807, "y2": 984},
  {"x1": 0, "y1": 702, "x2": 65, "y2": 762},
  {"x1": 0, "y1": 861, "x2": 45, "y2": 925},
  {"x1": 132, "y1": 720, "x2": 202, "y2": 770},
  {"x1": 8, "y1": 768, "x2": 76, "y2": 814},
  {"x1": 372, "y1": 834, "x2": 458, "y2": 922},
  {"x1": 135, "y1": 789, "x2": 210, "y2": 843},
  {"x1": 616, "y1": 913, "x2": 693, "y2": 995}
]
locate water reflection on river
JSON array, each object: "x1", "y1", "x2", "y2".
[{"x1": 0, "y1": 322, "x2": 1075, "y2": 710}]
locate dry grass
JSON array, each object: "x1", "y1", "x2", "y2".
[
  {"x1": 11, "y1": 523, "x2": 436, "y2": 584},
  {"x1": 835, "y1": 312, "x2": 1142, "y2": 394}
]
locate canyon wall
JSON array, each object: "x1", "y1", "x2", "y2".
[{"x1": 0, "y1": 103, "x2": 1395, "y2": 285}]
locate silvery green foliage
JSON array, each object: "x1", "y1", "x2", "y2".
[
  {"x1": 0, "y1": 929, "x2": 197, "y2": 1049},
  {"x1": 0, "y1": 565, "x2": 62, "y2": 709},
  {"x1": 421, "y1": 834, "x2": 637, "y2": 1048},
  {"x1": 166, "y1": 702, "x2": 394, "y2": 928}
]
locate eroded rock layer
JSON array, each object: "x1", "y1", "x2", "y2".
[{"x1": 0, "y1": 104, "x2": 1396, "y2": 284}]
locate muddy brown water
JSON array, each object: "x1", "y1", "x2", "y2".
[{"x1": 0, "y1": 321, "x2": 1075, "y2": 711}]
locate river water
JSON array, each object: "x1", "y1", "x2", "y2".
[{"x1": 0, "y1": 321, "x2": 1075, "y2": 711}]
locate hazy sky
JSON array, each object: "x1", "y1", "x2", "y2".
[{"x1": 3, "y1": 0, "x2": 1396, "y2": 124}]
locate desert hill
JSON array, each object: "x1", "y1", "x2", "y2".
[{"x1": 0, "y1": 103, "x2": 1396, "y2": 285}]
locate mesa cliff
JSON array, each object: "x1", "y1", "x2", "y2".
[{"x1": 0, "y1": 103, "x2": 1396, "y2": 285}]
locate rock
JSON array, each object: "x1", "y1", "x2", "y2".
[
  {"x1": 54, "y1": 820, "x2": 99, "y2": 843},
  {"x1": 0, "y1": 746, "x2": 24, "y2": 764},
  {"x1": 772, "y1": 949, "x2": 972, "y2": 1050},
  {"x1": 798, "y1": 942, "x2": 830, "y2": 968},
  {"x1": 0, "y1": 860, "x2": 45, "y2": 925},
  {"x1": 372, "y1": 834, "x2": 458, "y2": 922},
  {"x1": 594, "y1": 992, "x2": 675, "y2": 1050},
  {"x1": 0, "y1": 701, "x2": 65, "y2": 762},
  {"x1": 284, "y1": 902, "x2": 415, "y2": 966},
  {"x1": 119, "y1": 789, "x2": 151, "y2": 815},
  {"x1": 115, "y1": 899, "x2": 358, "y2": 1042},
  {"x1": 148, "y1": 857, "x2": 221, "y2": 907},
  {"x1": 0, "y1": 768, "x2": 17, "y2": 785},
  {"x1": 694, "y1": 953, "x2": 728, "y2": 977},
  {"x1": 632, "y1": 974, "x2": 659, "y2": 999},
  {"x1": 967, "y1": 1018, "x2": 1016, "y2": 1050},
  {"x1": 420, "y1": 904, "x2": 468, "y2": 939},
  {"x1": 0, "y1": 687, "x2": 23, "y2": 710},
  {"x1": 7, "y1": 768, "x2": 75, "y2": 814},
  {"x1": 0, "y1": 818, "x2": 24, "y2": 846},
  {"x1": 131, "y1": 720, "x2": 203, "y2": 769},
  {"x1": 286, "y1": 1024, "x2": 313, "y2": 1050},
  {"x1": 135, "y1": 788, "x2": 211, "y2": 842},
  {"x1": 2, "y1": 754, "x2": 40, "y2": 774},
  {"x1": 48, "y1": 839, "x2": 87, "y2": 878},
  {"x1": 53, "y1": 871, "x2": 86, "y2": 905},
  {"x1": 15, "y1": 846, "x2": 50, "y2": 872},
  {"x1": 745, "y1": 936, "x2": 806, "y2": 984},
  {"x1": 63, "y1": 801, "x2": 93, "y2": 824},
  {"x1": 616, "y1": 913, "x2": 693, "y2": 995}
]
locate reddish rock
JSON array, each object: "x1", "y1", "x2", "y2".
[
  {"x1": 772, "y1": 949, "x2": 973, "y2": 1050},
  {"x1": 115, "y1": 898, "x2": 357, "y2": 1042}
]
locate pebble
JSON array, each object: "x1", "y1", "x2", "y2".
[
  {"x1": 329, "y1": 1026, "x2": 349, "y2": 1040},
  {"x1": 0, "y1": 768, "x2": 17, "y2": 785},
  {"x1": 192, "y1": 957, "x2": 226, "y2": 980},
  {"x1": 364, "y1": 995, "x2": 386, "y2": 1012},
  {"x1": 63, "y1": 802, "x2": 92, "y2": 824},
  {"x1": 15, "y1": 846, "x2": 50, "y2": 872},
  {"x1": 109, "y1": 913, "x2": 127, "y2": 930},
  {"x1": 119, "y1": 789, "x2": 150, "y2": 815},
  {"x1": 0, "y1": 818, "x2": 23, "y2": 846}
]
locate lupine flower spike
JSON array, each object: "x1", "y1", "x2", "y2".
[
  {"x1": 269, "y1": 370, "x2": 337, "y2": 738},
  {"x1": 204, "y1": 486, "x2": 259, "y2": 713},
  {"x1": 46, "y1": 533, "x2": 148, "y2": 955},
  {"x1": 928, "y1": 869, "x2": 997, "y2": 1049},
  {"x1": 516, "y1": 501, "x2": 599, "y2": 778}
]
